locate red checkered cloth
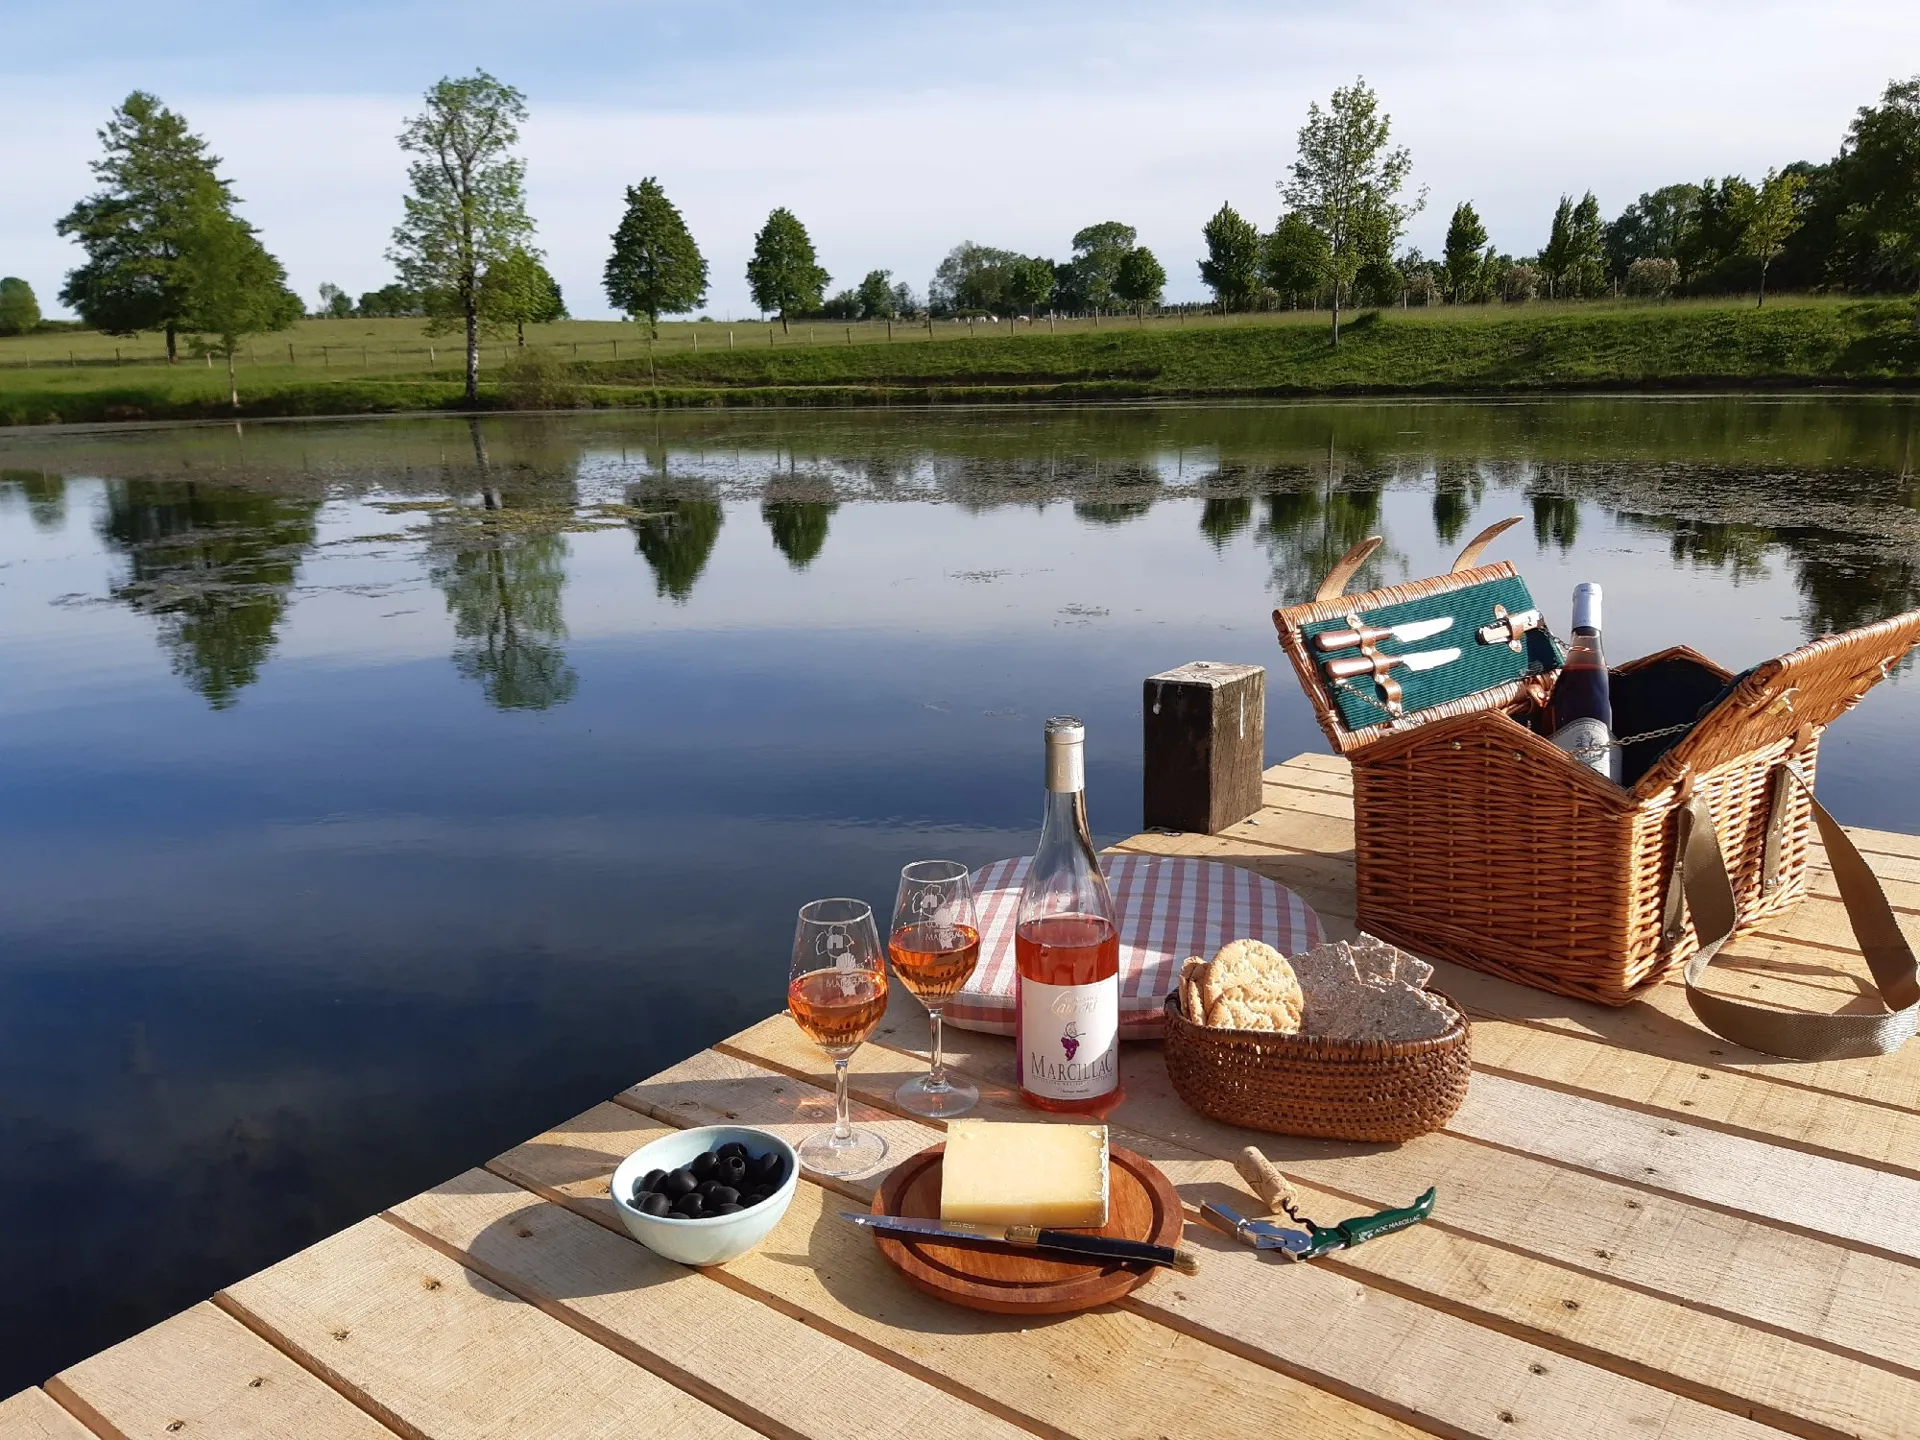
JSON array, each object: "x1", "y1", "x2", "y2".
[{"x1": 944, "y1": 854, "x2": 1324, "y2": 1040}]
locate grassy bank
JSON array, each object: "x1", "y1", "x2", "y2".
[{"x1": 3, "y1": 298, "x2": 1915, "y2": 426}]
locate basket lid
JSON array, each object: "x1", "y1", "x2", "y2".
[
  {"x1": 1635, "y1": 607, "x2": 1920, "y2": 790},
  {"x1": 1273, "y1": 517, "x2": 1564, "y2": 755}
]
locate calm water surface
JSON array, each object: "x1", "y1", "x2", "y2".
[{"x1": 2, "y1": 399, "x2": 1917, "y2": 1388}]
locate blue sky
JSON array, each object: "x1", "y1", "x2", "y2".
[{"x1": 7, "y1": 1, "x2": 1919, "y2": 319}]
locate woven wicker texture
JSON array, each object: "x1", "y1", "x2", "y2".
[
  {"x1": 1275, "y1": 526, "x2": 1920, "y2": 1007},
  {"x1": 1300, "y1": 575, "x2": 1560, "y2": 732},
  {"x1": 1161, "y1": 992, "x2": 1472, "y2": 1142}
]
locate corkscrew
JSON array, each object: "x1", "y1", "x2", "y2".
[{"x1": 1200, "y1": 1147, "x2": 1435, "y2": 1263}]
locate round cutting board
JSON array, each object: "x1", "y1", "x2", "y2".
[{"x1": 868, "y1": 1142, "x2": 1184, "y2": 1315}]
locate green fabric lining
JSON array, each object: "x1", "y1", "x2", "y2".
[{"x1": 1302, "y1": 576, "x2": 1564, "y2": 732}]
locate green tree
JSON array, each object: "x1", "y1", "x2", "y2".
[
  {"x1": 480, "y1": 245, "x2": 566, "y2": 344},
  {"x1": 315, "y1": 282, "x2": 351, "y2": 318},
  {"x1": 929, "y1": 242, "x2": 1026, "y2": 315},
  {"x1": 1281, "y1": 77, "x2": 1422, "y2": 346},
  {"x1": 178, "y1": 210, "x2": 302, "y2": 407},
  {"x1": 1676, "y1": 176, "x2": 1759, "y2": 292},
  {"x1": 56, "y1": 92, "x2": 240, "y2": 362},
  {"x1": 388, "y1": 71, "x2": 535, "y2": 405},
  {"x1": 1540, "y1": 191, "x2": 1606, "y2": 297},
  {"x1": 1827, "y1": 76, "x2": 1920, "y2": 296},
  {"x1": 357, "y1": 283, "x2": 423, "y2": 317},
  {"x1": 1065, "y1": 221, "x2": 1137, "y2": 312},
  {"x1": 1604, "y1": 183, "x2": 1700, "y2": 279},
  {"x1": 1114, "y1": 246, "x2": 1166, "y2": 315},
  {"x1": 763, "y1": 500, "x2": 836, "y2": 568},
  {"x1": 602, "y1": 177, "x2": 708, "y2": 338},
  {"x1": 746, "y1": 208, "x2": 828, "y2": 331},
  {"x1": 0, "y1": 277, "x2": 39, "y2": 335},
  {"x1": 1198, "y1": 203, "x2": 1262, "y2": 311},
  {"x1": 1540, "y1": 195, "x2": 1575, "y2": 297},
  {"x1": 1442, "y1": 201, "x2": 1489, "y2": 302},
  {"x1": 856, "y1": 269, "x2": 897, "y2": 319},
  {"x1": 1735, "y1": 168, "x2": 1807, "y2": 306},
  {"x1": 1007, "y1": 256, "x2": 1055, "y2": 315},
  {"x1": 1262, "y1": 213, "x2": 1330, "y2": 306}
]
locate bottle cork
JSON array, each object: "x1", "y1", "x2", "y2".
[{"x1": 1235, "y1": 1146, "x2": 1298, "y2": 1214}]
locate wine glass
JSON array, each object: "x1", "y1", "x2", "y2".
[
  {"x1": 887, "y1": 860, "x2": 982, "y2": 1118},
  {"x1": 787, "y1": 898, "x2": 891, "y2": 1178}
]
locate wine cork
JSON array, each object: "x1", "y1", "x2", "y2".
[{"x1": 1236, "y1": 1146, "x2": 1298, "y2": 1214}]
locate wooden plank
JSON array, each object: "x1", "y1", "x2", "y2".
[
  {"x1": 858, "y1": 1012, "x2": 1920, "y2": 1381},
  {"x1": 47, "y1": 1300, "x2": 396, "y2": 1440},
  {"x1": 494, "y1": 1099, "x2": 1427, "y2": 1440},
  {"x1": 220, "y1": 1215, "x2": 754, "y2": 1440},
  {"x1": 0, "y1": 1392, "x2": 89, "y2": 1440},
  {"x1": 1450, "y1": 1072, "x2": 1920, "y2": 1260},
  {"x1": 625, "y1": 1049, "x2": 1794, "y2": 1439},
  {"x1": 727, "y1": 1014, "x2": 1920, "y2": 1439},
  {"x1": 389, "y1": 1168, "x2": 1032, "y2": 1440}
]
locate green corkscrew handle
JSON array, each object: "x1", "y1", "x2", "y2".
[{"x1": 1305, "y1": 1190, "x2": 1443, "y2": 1259}]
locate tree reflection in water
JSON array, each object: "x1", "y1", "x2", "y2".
[
  {"x1": 424, "y1": 490, "x2": 579, "y2": 712},
  {"x1": 629, "y1": 485, "x2": 724, "y2": 601},
  {"x1": 1258, "y1": 473, "x2": 1391, "y2": 604},
  {"x1": 98, "y1": 480, "x2": 320, "y2": 709},
  {"x1": 0, "y1": 469, "x2": 68, "y2": 532},
  {"x1": 762, "y1": 500, "x2": 836, "y2": 570}
]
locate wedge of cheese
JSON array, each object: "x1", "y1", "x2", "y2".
[{"x1": 939, "y1": 1120, "x2": 1109, "y2": 1228}]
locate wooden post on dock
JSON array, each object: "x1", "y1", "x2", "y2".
[{"x1": 1142, "y1": 662, "x2": 1265, "y2": 834}]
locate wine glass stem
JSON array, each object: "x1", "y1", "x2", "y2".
[
  {"x1": 832, "y1": 1058, "x2": 853, "y2": 1142},
  {"x1": 927, "y1": 1006, "x2": 949, "y2": 1090}
]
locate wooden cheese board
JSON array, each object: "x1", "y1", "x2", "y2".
[{"x1": 867, "y1": 1142, "x2": 1184, "y2": 1315}]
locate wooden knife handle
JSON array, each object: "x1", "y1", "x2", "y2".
[
  {"x1": 1326, "y1": 653, "x2": 1398, "y2": 680},
  {"x1": 1314, "y1": 624, "x2": 1388, "y2": 651}
]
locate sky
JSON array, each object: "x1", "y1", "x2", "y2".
[{"x1": 6, "y1": 1, "x2": 1919, "y2": 321}]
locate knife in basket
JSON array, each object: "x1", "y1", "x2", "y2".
[
  {"x1": 1324, "y1": 646, "x2": 1462, "y2": 681},
  {"x1": 1314, "y1": 616, "x2": 1454, "y2": 651},
  {"x1": 842, "y1": 1213, "x2": 1200, "y2": 1273}
]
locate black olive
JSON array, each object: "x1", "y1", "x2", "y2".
[
  {"x1": 638, "y1": 1192, "x2": 672, "y2": 1217},
  {"x1": 716, "y1": 1141, "x2": 749, "y2": 1161},
  {"x1": 639, "y1": 1169, "x2": 667, "y2": 1195},
  {"x1": 738, "y1": 1190, "x2": 766, "y2": 1208},
  {"x1": 663, "y1": 1167, "x2": 697, "y2": 1198},
  {"x1": 689, "y1": 1151, "x2": 718, "y2": 1180},
  {"x1": 696, "y1": 1180, "x2": 725, "y2": 1200},
  {"x1": 747, "y1": 1152, "x2": 778, "y2": 1185},
  {"x1": 711, "y1": 1202, "x2": 743, "y2": 1215},
  {"x1": 706, "y1": 1185, "x2": 739, "y2": 1207},
  {"x1": 672, "y1": 1192, "x2": 705, "y2": 1218},
  {"x1": 718, "y1": 1155, "x2": 747, "y2": 1187}
]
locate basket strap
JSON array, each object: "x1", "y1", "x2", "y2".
[{"x1": 1672, "y1": 761, "x2": 1918, "y2": 1060}]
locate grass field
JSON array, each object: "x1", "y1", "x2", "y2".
[{"x1": 2, "y1": 296, "x2": 1915, "y2": 426}]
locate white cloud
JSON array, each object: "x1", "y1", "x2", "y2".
[{"x1": 5, "y1": 2, "x2": 1916, "y2": 319}]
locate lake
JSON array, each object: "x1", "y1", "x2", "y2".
[{"x1": 2, "y1": 397, "x2": 1917, "y2": 1390}]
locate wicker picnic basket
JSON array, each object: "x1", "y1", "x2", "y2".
[
  {"x1": 1272, "y1": 517, "x2": 1920, "y2": 1060},
  {"x1": 1161, "y1": 991, "x2": 1472, "y2": 1142}
]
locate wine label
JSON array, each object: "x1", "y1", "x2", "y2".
[
  {"x1": 1552, "y1": 717, "x2": 1622, "y2": 783},
  {"x1": 1019, "y1": 975, "x2": 1119, "y2": 1101}
]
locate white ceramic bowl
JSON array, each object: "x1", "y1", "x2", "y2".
[{"x1": 609, "y1": 1125, "x2": 798, "y2": 1267}]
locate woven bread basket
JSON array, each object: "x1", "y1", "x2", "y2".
[{"x1": 1161, "y1": 992, "x2": 1472, "y2": 1142}]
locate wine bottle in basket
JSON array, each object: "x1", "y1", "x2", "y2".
[
  {"x1": 1015, "y1": 717, "x2": 1123, "y2": 1112},
  {"x1": 1544, "y1": 582, "x2": 1622, "y2": 784}
]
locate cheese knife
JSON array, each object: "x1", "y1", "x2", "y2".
[
  {"x1": 1314, "y1": 616, "x2": 1453, "y2": 651},
  {"x1": 842, "y1": 1213, "x2": 1200, "y2": 1273},
  {"x1": 1324, "y1": 645, "x2": 1462, "y2": 681}
]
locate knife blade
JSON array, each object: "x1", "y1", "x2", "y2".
[
  {"x1": 1314, "y1": 616, "x2": 1453, "y2": 651},
  {"x1": 1324, "y1": 645, "x2": 1462, "y2": 681},
  {"x1": 843, "y1": 1213, "x2": 1199, "y2": 1273}
]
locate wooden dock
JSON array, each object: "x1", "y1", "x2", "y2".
[{"x1": 7, "y1": 752, "x2": 1918, "y2": 1440}]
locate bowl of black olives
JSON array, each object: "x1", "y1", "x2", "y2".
[{"x1": 609, "y1": 1125, "x2": 798, "y2": 1266}]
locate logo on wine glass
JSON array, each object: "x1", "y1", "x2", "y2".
[
  {"x1": 816, "y1": 926, "x2": 855, "y2": 969},
  {"x1": 1059, "y1": 1021, "x2": 1082, "y2": 1061}
]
